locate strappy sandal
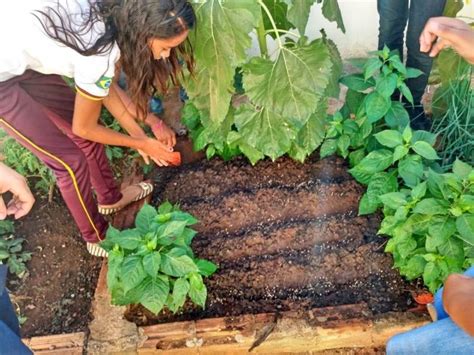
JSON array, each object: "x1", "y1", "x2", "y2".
[
  {"x1": 98, "y1": 182, "x2": 154, "y2": 216},
  {"x1": 87, "y1": 242, "x2": 108, "y2": 258}
]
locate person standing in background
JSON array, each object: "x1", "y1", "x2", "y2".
[{"x1": 377, "y1": 0, "x2": 447, "y2": 130}]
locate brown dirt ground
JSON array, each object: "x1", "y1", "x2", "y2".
[
  {"x1": 126, "y1": 156, "x2": 419, "y2": 326},
  {"x1": 7, "y1": 190, "x2": 101, "y2": 338}
]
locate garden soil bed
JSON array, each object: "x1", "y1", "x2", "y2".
[
  {"x1": 126, "y1": 155, "x2": 420, "y2": 327},
  {"x1": 8, "y1": 192, "x2": 101, "y2": 338}
]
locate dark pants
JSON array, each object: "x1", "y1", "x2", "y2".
[
  {"x1": 378, "y1": 0, "x2": 447, "y2": 104},
  {"x1": 0, "y1": 71, "x2": 121, "y2": 243},
  {"x1": 0, "y1": 266, "x2": 32, "y2": 354}
]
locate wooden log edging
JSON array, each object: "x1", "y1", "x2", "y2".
[
  {"x1": 22, "y1": 332, "x2": 85, "y2": 354},
  {"x1": 138, "y1": 304, "x2": 429, "y2": 354}
]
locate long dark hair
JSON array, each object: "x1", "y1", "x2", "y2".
[{"x1": 34, "y1": 0, "x2": 195, "y2": 118}]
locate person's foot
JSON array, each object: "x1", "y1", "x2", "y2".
[
  {"x1": 406, "y1": 105, "x2": 432, "y2": 131},
  {"x1": 87, "y1": 242, "x2": 108, "y2": 257},
  {"x1": 98, "y1": 182, "x2": 153, "y2": 215}
]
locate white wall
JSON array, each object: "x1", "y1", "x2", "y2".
[{"x1": 252, "y1": 0, "x2": 474, "y2": 59}]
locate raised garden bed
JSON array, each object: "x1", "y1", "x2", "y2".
[
  {"x1": 17, "y1": 154, "x2": 429, "y2": 353},
  {"x1": 99, "y1": 154, "x2": 427, "y2": 352},
  {"x1": 127, "y1": 156, "x2": 419, "y2": 326}
]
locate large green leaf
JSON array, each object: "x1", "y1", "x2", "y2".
[
  {"x1": 412, "y1": 141, "x2": 440, "y2": 160},
  {"x1": 136, "y1": 204, "x2": 157, "y2": 235},
  {"x1": 365, "y1": 91, "x2": 391, "y2": 123},
  {"x1": 375, "y1": 130, "x2": 403, "y2": 148},
  {"x1": 103, "y1": 227, "x2": 142, "y2": 251},
  {"x1": 188, "y1": 272, "x2": 208, "y2": 308},
  {"x1": 107, "y1": 249, "x2": 124, "y2": 291},
  {"x1": 156, "y1": 221, "x2": 188, "y2": 246},
  {"x1": 340, "y1": 74, "x2": 374, "y2": 92},
  {"x1": 285, "y1": 0, "x2": 316, "y2": 35},
  {"x1": 161, "y1": 248, "x2": 199, "y2": 277},
  {"x1": 234, "y1": 104, "x2": 298, "y2": 161},
  {"x1": 143, "y1": 252, "x2": 162, "y2": 277},
  {"x1": 186, "y1": 0, "x2": 261, "y2": 123},
  {"x1": 352, "y1": 149, "x2": 394, "y2": 174},
  {"x1": 121, "y1": 256, "x2": 147, "y2": 293},
  {"x1": 456, "y1": 214, "x2": 474, "y2": 245},
  {"x1": 398, "y1": 155, "x2": 424, "y2": 187},
  {"x1": 385, "y1": 101, "x2": 410, "y2": 129},
  {"x1": 429, "y1": 216, "x2": 457, "y2": 241},
  {"x1": 171, "y1": 277, "x2": 190, "y2": 312},
  {"x1": 243, "y1": 38, "x2": 333, "y2": 123},
  {"x1": 319, "y1": 0, "x2": 346, "y2": 33},
  {"x1": 196, "y1": 259, "x2": 218, "y2": 277},
  {"x1": 366, "y1": 172, "x2": 398, "y2": 207},
  {"x1": 413, "y1": 198, "x2": 449, "y2": 216},
  {"x1": 289, "y1": 101, "x2": 327, "y2": 162},
  {"x1": 139, "y1": 275, "x2": 170, "y2": 315},
  {"x1": 263, "y1": 0, "x2": 294, "y2": 38}
]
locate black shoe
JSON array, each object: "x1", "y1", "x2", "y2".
[{"x1": 405, "y1": 105, "x2": 432, "y2": 131}]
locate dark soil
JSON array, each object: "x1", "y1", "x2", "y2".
[
  {"x1": 7, "y1": 191, "x2": 101, "y2": 338},
  {"x1": 126, "y1": 155, "x2": 416, "y2": 326}
]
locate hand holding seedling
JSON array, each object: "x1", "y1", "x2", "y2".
[
  {"x1": 0, "y1": 163, "x2": 35, "y2": 219},
  {"x1": 420, "y1": 17, "x2": 474, "y2": 64}
]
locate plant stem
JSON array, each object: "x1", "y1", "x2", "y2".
[
  {"x1": 257, "y1": 0, "x2": 283, "y2": 48},
  {"x1": 265, "y1": 29, "x2": 299, "y2": 39},
  {"x1": 257, "y1": 13, "x2": 268, "y2": 57}
]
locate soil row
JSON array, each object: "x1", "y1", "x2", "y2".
[{"x1": 153, "y1": 156, "x2": 350, "y2": 202}]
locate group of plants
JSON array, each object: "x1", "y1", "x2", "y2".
[
  {"x1": 0, "y1": 0, "x2": 471, "y2": 317},
  {"x1": 102, "y1": 0, "x2": 472, "y2": 314},
  {"x1": 319, "y1": 47, "x2": 473, "y2": 293}
]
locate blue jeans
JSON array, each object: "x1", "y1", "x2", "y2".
[
  {"x1": 377, "y1": 0, "x2": 447, "y2": 104},
  {"x1": 387, "y1": 267, "x2": 474, "y2": 354},
  {"x1": 0, "y1": 266, "x2": 32, "y2": 354}
]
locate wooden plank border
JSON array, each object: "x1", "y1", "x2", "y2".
[
  {"x1": 23, "y1": 332, "x2": 85, "y2": 354},
  {"x1": 138, "y1": 304, "x2": 429, "y2": 353}
]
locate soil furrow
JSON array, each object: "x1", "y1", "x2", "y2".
[
  {"x1": 194, "y1": 214, "x2": 381, "y2": 262},
  {"x1": 153, "y1": 156, "x2": 350, "y2": 202},
  {"x1": 182, "y1": 180, "x2": 363, "y2": 234}
]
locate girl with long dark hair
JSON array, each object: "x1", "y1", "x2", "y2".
[{"x1": 0, "y1": 0, "x2": 195, "y2": 256}]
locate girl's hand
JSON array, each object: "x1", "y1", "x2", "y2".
[
  {"x1": 146, "y1": 114, "x2": 177, "y2": 149},
  {"x1": 140, "y1": 137, "x2": 181, "y2": 167}
]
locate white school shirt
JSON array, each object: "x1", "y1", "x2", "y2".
[{"x1": 0, "y1": 0, "x2": 120, "y2": 98}]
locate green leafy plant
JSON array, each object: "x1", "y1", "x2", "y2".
[
  {"x1": 0, "y1": 220, "x2": 32, "y2": 278},
  {"x1": 182, "y1": 0, "x2": 345, "y2": 164},
  {"x1": 101, "y1": 202, "x2": 217, "y2": 314},
  {"x1": 380, "y1": 159, "x2": 474, "y2": 292},
  {"x1": 320, "y1": 50, "x2": 474, "y2": 292},
  {"x1": 352, "y1": 125, "x2": 439, "y2": 215},
  {"x1": 1, "y1": 135, "x2": 55, "y2": 200}
]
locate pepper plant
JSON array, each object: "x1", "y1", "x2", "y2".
[
  {"x1": 101, "y1": 202, "x2": 217, "y2": 314},
  {"x1": 380, "y1": 160, "x2": 474, "y2": 292},
  {"x1": 320, "y1": 50, "x2": 474, "y2": 292},
  {"x1": 182, "y1": 0, "x2": 345, "y2": 164}
]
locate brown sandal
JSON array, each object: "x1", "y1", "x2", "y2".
[{"x1": 98, "y1": 182, "x2": 153, "y2": 216}]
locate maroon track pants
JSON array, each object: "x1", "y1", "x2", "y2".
[{"x1": 0, "y1": 71, "x2": 122, "y2": 243}]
